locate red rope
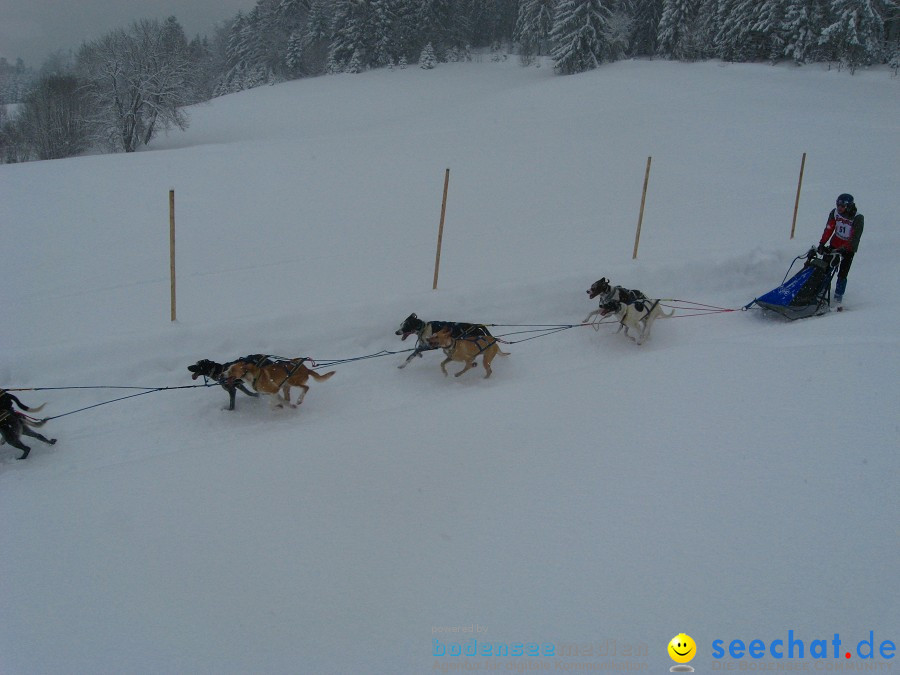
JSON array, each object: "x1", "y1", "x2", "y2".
[
  {"x1": 669, "y1": 310, "x2": 735, "y2": 318},
  {"x1": 664, "y1": 299, "x2": 736, "y2": 310}
]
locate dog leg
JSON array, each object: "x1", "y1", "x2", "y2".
[
  {"x1": 294, "y1": 384, "x2": 310, "y2": 406},
  {"x1": 1, "y1": 427, "x2": 33, "y2": 459},
  {"x1": 616, "y1": 307, "x2": 642, "y2": 343},
  {"x1": 455, "y1": 360, "x2": 478, "y2": 377},
  {"x1": 481, "y1": 346, "x2": 499, "y2": 378},
  {"x1": 632, "y1": 317, "x2": 649, "y2": 344},
  {"x1": 20, "y1": 426, "x2": 56, "y2": 446},
  {"x1": 280, "y1": 386, "x2": 297, "y2": 409},
  {"x1": 637, "y1": 319, "x2": 653, "y2": 345},
  {"x1": 5, "y1": 436, "x2": 31, "y2": 458},
  {"x1": 236, "y1": 383, "x2": 259, "y2": 398},
  {"x1": 227, "y1": 385, "x2": 237, "y2": 411},
  {"x1": 636, "y1": 306, "x2": 669, "y2": 345},
  {"x1": 440, "y1": 357, "x2": 452, "y2": 376},
  {"x1": 398, "y1": 347, "x2": 423, "y2": 369},
  {"x1": 399, "y1": 343, "x2": 429, "y2": 369}
]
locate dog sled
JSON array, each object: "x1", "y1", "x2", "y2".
[{"x1": 744, "y1": 247, "x2": 843, "y2": 320}]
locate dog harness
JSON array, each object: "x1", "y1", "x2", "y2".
[{"x1": 443, "y1": 335, "x2": 497, "y2": 358}]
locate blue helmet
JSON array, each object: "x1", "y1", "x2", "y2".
[{"x1": 836, "y1": 193, "x2": 854, "y2": 207}]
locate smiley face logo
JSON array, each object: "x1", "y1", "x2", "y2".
[{"x1": 668, "y1": 633, "x2": 697, "y2": 664}]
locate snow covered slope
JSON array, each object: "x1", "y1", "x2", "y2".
[{"x1": 1, "y1": 59, "x2": 898, "y2": 674}]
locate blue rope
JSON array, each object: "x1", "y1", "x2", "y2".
[
  {"x1": 308, "y1": 348, "x2": 416, "y2": 369},
  {"x1": 9, "y1": 385, "x2": 161, "y2": 392},
  {"x1": 41, "y1": 384, "x2": 214, "y2": 421},
  {"x1": 21, "y1": 324, "x2": 592, "y2": 421}
]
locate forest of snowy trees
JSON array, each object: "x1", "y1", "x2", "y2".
[
  {"x1": 2, "y1": 0, "x2": 898, "y2": 162},
  {"x1": 212, "y1": 0, "x2": 900, "y2": 87}
]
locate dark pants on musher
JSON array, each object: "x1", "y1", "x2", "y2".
[{"x1": 835, "y1": 251, "x2": 854, "y2": 298}]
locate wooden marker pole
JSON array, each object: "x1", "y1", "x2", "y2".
[
  {"x1": 169, "y1": 189, "x2": 176, "y2": 322},
  {"x1": 632, "y1": 156, "x2": 652, "y2": 260},
  {"x1": 433, "y1": 168, "x2": 450, "y2": 290},
  {"x1": 790, "y1": 152, "x2": 806, "y2": 240}
]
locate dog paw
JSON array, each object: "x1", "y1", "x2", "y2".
[{"x1": 49, "y1": 439, "x2": 57, "y2": 445}]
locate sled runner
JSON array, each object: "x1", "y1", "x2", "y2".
[{"x1": 745, "y1": 247, "x2": 843, "y2": 320}]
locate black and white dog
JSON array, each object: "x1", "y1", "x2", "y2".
[
  {"x1": 0, "y1": 389, "x2": 56, "y2": 460},
  {"x1": 584, "y1": 277, "x2": 649, "y2": 324},
  {"x1": 394, "y1": 313, "x2": 493, "y2": 369},
  {"x1": 585, "y1": 277, "x2": 648, "y2": 309},
  {"x1": 584, "y1": 278, "x2": 672, "y2": 344},
  {"x1": 188, "y1": 355, "x2": 271, "y2": 410},
  {"x1": 587, "y1": 298, "x2": 674, "y2": 345}
]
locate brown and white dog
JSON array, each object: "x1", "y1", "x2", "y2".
[
  {"x1": 426, "y1": 327, "x2": 509, "y2": 378},
  {"x1": 395, "y1": 313, "x2": 493, "y2": 369},
  {"x1": 0, "y1": 389, "x2": 56, "y2": 459},
  {"x1": 224, "y1": 358, "x2": 335, "y2": 408}
]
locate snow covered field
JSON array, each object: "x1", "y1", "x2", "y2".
[{"x1": 1, "y1": 58, "x2": 898, "y2": 674}]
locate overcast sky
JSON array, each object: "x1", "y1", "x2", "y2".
[{"x1": 0, "y1": 0, "x2": 259, "y2": 66}]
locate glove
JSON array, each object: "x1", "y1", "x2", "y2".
[{"x1": 817, "y1": 243, "x2": 826, "y2": 254}]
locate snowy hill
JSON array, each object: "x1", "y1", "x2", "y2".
[{"x1": 1, "y1": 59, "x2": 898, "y2": 674}]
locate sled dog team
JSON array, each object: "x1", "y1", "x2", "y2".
[
  {"x1": 3, "y1": 277, "x2": 666, "y2": 460},
  {"x1": 185, "y1": 276, "x2": 668, "y2": 412}
]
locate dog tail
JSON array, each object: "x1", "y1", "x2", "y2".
[
  {"x1": 310, "y1": 370, "x2": 336, "y2": 382},
  {"x1": 21, "y1": 402, "x2": 46, "y2": 413}
]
